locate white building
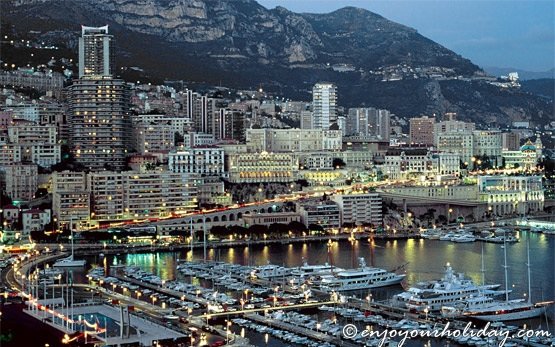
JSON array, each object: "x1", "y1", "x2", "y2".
[
  {"x1": 22, "y1": 209, "x2": 51, "y2": 235},
  {"x1": 382, "y1": 149, "x2": 460, "y2": 180},
  {"x1": 8, "y1": 123, "x2": 57, "y2": 144},
  {"x1": 312, "y1": 83, "x2": 337, "y2": 130},
  {"x1": 246, "y1": 128, "x2": 342, "y2": 152},
  {"x1": 297, "y1": 201, "x2": 341, "y2": 229},
  {"x1": 132, "y1": 114, "x2": 191, "y2": 136},
  {"x1": 332, "y1": 193, "x2": 383, "y2": 227},
  {"x1": 52, "y1": 171, "x2": 90, "y2": 227},
  {"x1": 4, "y1": 163, "x2": 38, "y2": 202},
  {"x1": 227, "y1": 152, "x2": 298, "y2": 183},
  {"x1": 298, "y1": 152, "x2": 334, "y2": 170},
  {"x1": 168, "y1": 146, "x2": 225, "y2": 176},
  {"x1": 502, "y1": 140, "x2": 538, "y2": 170},
  {"x1": 472, "y1": 130, "x2": 502, "y2": 166},
  {"x1": 88, "y1": 170, "x2": 197, "y2": 221},
  {"x1": 478, "y1": 175, "x2": 544, "y2": 216},
  {"x1": 186, "y1": 132, "x2": 215, "y2": 147},
  {"x1": 436, "y1": 131, "x2": 474, "y2": 164}
]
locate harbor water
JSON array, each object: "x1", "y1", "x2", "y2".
[{"x1": 83, "y1": 231, "x2": 554, "y2": 346}]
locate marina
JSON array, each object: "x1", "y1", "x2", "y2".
[{"x1": 5, "y1": 228, "x2": 554, "y2": 347}]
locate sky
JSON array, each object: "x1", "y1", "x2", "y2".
[{"x1": 257, "y1": 0, "x2": 555, "y2": 72}]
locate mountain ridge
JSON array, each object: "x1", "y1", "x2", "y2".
[{"x1": 3, "y1": 0, "x2": 553, "y2": 129}]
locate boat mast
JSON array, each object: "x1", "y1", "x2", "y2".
[
  {"x1": 481, "y1": 242, "x2": 485, "y2": 285},
  {"x1": 526, "y1": 235, "x2": 531, "y2": 304},
  {"x1": 503, "y1": 232, "x2": 509, "y2": 302},
  {"x1": 70, "y1": 216, "x2": 74, "y2": 260}
]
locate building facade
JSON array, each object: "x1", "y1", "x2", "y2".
[
  {"x1": 168, "y1": 146, "x2": 225, "y2": 176},
  {"x1": 332, "y1": 193, "x2": 383, "y2": 227},
  {"x1": 246, "y1": 128, "x2": 342, "y2": 153},
  {"x1": 297, "y1": 201, "x2": 341, "y2": 229},
  {"x1": 68, "y1": 78, "x2": 131, "y2": 171},
  {"x1": 409, "y1": 116, "x2": 435, "y2": 146},
  {"x1": 478, "y1": 175, "x2": 544, "y2": 216},
  {"x1": 88, "y1": 170, "x2": 198, "y2": 221},
  {"x1": 227, "y1": 152, "x2": 298, "y2": 183},
  {"x1": 312, "y1": 83, "x2": 337, "y2": 130},
  {"x1": 79, "y1": 25, "x2": 114, "y2": 78},
  {"x1": 51, "y1": 171, "x2": 90, "y2": 226},
  {"x1": 132, "y1": 122, "x2": 174, "y2": 154},
  {"x1": 4, "y1": 163, "x2": 38, "y2": 201}
]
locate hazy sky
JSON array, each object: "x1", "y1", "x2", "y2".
[{"x1": 258, "y1": 0, "x2": 555, "y2": 72}]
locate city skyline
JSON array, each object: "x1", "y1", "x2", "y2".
[{"x1": 258, "y1": 0, "x2": 555, "y2": 72}]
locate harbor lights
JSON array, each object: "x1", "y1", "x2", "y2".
[
  {"x1": 196, "y1": 289, "x2": 201, "y2": 298},
  {"x1": 151, "y1": 295, "x2": 157, "y2": 305},
  {"x1": 225, "y1": 320, "x2": 232, "y2": 344},
  {"x1": 240, "y1": 298, "x2": 244, "y2": 310},
  {"x1": 366, "y1": 294, "x2": 372, "y2": 305},
  {"x1": 243, "y1": 289, "x2": 249, "y2": 302},
  {"x1": 136, "y1": 291, "x2": 142, "y2": 300},
  {"x1": 424, "y1": 306, "x2": 429, "y2": 320}
]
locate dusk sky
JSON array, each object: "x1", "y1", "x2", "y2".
[{"x1": 258, "y1": 0, "x2": 555, "y2": 72}]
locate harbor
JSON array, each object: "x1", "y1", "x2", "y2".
[{"x1": 3, "y1": 229, "x2": 554, "y2": 347}]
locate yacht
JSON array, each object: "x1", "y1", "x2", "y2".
[
  {"x1": 442, "y1": 296, "x2": 552, "y2": 321},
  {"x1": 315, "y1": 258, "x2": 405, "y2": 292},
  {"x1": 442, "y1": 237, "x2": 553, "y2": 321},
  {"x1": 452, "y1": 234, "x2": 476, "y2": 243},
  {"x1": 290, "y1": 261, "x2": 344, "y2": 278},
  {"x1": 251, "y1": 264, "x2": 292, "y2": 280},
  {"x1": 392, "y1": 263, "x2": 505, "y2": 312},
  {"x1": 53, "y1": 255, "x2": 86, "y2": 268},
  {"x1": 53, "y1": 225, "x2": 86, "y2": 268}
]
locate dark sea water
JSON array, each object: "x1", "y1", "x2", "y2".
[{"x1": 88, "y1": 231, "x2": 554, "y2": 347}]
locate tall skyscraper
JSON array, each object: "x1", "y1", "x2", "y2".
[
  {"x1": 69, "y1": 25, "x2": 130, "y2": 171},
  {"x1": 312, "y1": 82, "x2": 337, "y2": 130},
  {"x1": 68, "y1": 79, "x2": 131, "y2": 171},
  {"x1": 346, "y1": 107, "x2": 391, "y2": 141},
  {"x1": 78, "y1": 26, "x2": 114, "y2": 78}
]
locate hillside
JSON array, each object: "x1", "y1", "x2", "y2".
[{"x1": 3, "y1": 0, "x2": 553, "y2": 127}]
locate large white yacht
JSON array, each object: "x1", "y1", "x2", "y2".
[
  {"x1": 441, "y1": 237, "x2": 554, "y2": 321},
  {"x1": 290, "y1": 262, "x2": 344, "y2": 278},
  {"x1": 251, "y1": 264, "x2": 292, "y2": 280},
  {"x1": 442, "y1": 296, "x2": 552, "y2": 321},
  {"x1": 315, "y1": 258, "x2": 405, "y2": 292},
  {"x1": 392, "y1": 263, "x2": 505, "y2": 312}
]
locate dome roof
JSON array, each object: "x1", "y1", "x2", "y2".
[{"x1": 520, "y1": 140, "x2": 536, "y2": 152}]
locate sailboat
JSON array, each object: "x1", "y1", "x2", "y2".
[
  {"x1": 54, "y1": 221, "x2": 86, "y2": 268},
  {"x1": 442, "y1": 233, "x2": 553, "y2": 321}
]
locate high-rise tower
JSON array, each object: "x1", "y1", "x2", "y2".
[
  {"x1": 312, "y1": 83, "x2": 337, "y2": 130},
  {"x1": 69, "y1": 25, "x2": 130, "y2": 171},
  {"x1": 78, "y1": 26, "x2": 114, "y2": 78}
]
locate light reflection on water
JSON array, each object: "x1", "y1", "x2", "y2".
[
  {"x1": 113, "y1": 231, "x2": 554, "y2": 303},
  {"x1": 99, "y1": 231, "x2": 555, "y2": 346}
]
